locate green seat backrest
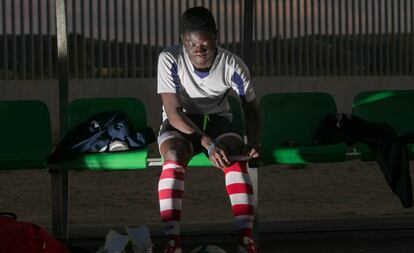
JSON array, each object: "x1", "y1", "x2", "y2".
[
  {"x1": 66, "y1": 97, "x2": 148, "y2": 134},
  {"x1": 259, "y1": 92, "x2": 337, "y2": 147},
  {"x1": 352, "y1": 90, "x2": 414, "y2": 136},
  {"x1": 0, "y1": 100, "x2": 52, "y2": 154}
]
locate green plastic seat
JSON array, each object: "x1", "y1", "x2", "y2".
[
  {"x1": 259, "y1": 92, "x2": 346, "y2": 165},
  {"x1": 187, "y1": 95, "x2": 245, "y2": 166},
  {"x1": 352, "y1": 90, "x2": 414, "y2": 160},
  {"x1": 63, "y1": 97, "x2": 148, "y2": 170},
  {"x1": 0, "y1": 100, "x2": 52, "y2": 169}
]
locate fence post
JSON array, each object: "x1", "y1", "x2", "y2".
[
  {"x1": 53, "y1": 0, "x2": 69, "y2": 241},
  {"x1": 243, "y1": 0, "x2": 260, "y2": 245},
  {"x1": 243, "y1": 0, "x2": 254, "y2": 69},
  {"x1": 56, "y1": 0, "x2": 69, "y2": 133}
]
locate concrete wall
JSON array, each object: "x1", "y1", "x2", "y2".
[{"x1": 1, "y1": 77, "x2": 413, "y2": 136}]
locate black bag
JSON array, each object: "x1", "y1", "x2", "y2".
[
  {"x1": 313, "y1": 113, "x2": 344, "y2": 145},
  {"x1": 314, "y1": 114, "x2": 413, "y2": 208},
  {"x1": 47, "y1": 111, "x2": 155, "y2": 163}
]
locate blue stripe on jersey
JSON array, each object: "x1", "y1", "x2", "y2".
[
  {"x1": 231, "y1": 71, "x2": 245, "y2": 96},
  {"x1": 170, "y1": 62, "x2": 180, "y2": 92},
  {"x1": 194, "y1": 69, "x2": 209, "y2": 79}
]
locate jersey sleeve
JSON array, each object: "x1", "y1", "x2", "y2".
[
  {"x1": 157, "y1": 50, "x2": 180, "y2": 94},
  {"x1": 229, "y1": 56, "x2": 256, "y2": 102}
]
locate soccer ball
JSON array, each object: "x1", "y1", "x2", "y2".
[{"x1": 190, "y1": 245, "x2": 227, "y2": 253}]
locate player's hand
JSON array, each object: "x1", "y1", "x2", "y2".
[
  {"x1": 208, "y1": 143, "x2": 230, "y2": 169},
  {"x1": 246, "y1": 142, "x2": 261, "y2": 159}
]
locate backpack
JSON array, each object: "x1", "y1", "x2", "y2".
[
  {"x1": 47, "y1": 111, "x2": 155, "y2": 163},
  {"x1": 0, "y1": 213, "x2": 71, "y2": 253}
]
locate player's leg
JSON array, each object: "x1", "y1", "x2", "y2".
[
  {"x1": 222, "y1": 158, "x2": 258, "y2": 253},
  {"x1": 207, "y1": 116, "x2": 258, "y2": 252},
  {"x1": 158, "y1": 123, "x2": 194, "y2": 253}
]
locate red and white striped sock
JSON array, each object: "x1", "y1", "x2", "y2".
[
  {"x1": 158, "y1": 160, "x2": 186, "y2": 239},
  {"x1": 224, "y1": 162, "x2": 255, "y2": 240}
]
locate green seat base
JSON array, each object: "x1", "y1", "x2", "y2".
[
  {"x1": 262, "y1": 142, "x2": 347, "y2": 165},
  {"x1": 63, "y1": 148, "x2": 148, "y2": 170},
  {"x1": 188, "y1": 153, "x2": 212, "y2": 167}
]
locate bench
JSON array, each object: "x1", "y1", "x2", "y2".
[{"x1": 3, "y1": 90, "x2": 413, "y2": 241}]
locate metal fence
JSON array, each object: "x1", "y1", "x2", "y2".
[
  {"x1": 0, "y1": 0, "x2": 413, "y2": 80},
  {"x1": 1, "y1": 0, "x2": 56, "y2": 80},
  {"x1": 254, "y1": 0, "x2": 414, "y2": 76}
]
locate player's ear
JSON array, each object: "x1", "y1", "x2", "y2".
[{"x1": 179, "y1": 33, "x2": 184, "y2": 43}]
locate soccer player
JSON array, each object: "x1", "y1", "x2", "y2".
[{"x1": 157, "y1": 6, "x2": 260, "y2": 253}]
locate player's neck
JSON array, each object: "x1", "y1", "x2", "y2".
[{"x1": 194, "y1": 66, "x2": 211, "y2": 72}]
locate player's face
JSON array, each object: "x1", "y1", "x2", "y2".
[{"x1": 181, "y1": 30, "x2": 217, "y2": 69}]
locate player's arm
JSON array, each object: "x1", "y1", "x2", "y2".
[
  {"x1": 229, "y1": 56, "x2": 261, "y2": 158},
  {"x1": 161, "y1": 93, "x2": 213, "y2": 149},
  {"x1": 241, "y1": 97, "x2": 261, "y2": 158},
  {"x1": 162, "y1": 93, "x2": 231, "y2": 167}
]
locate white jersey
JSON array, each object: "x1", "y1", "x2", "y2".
[{"x1": 157, "y1": 44, "x2": 255, "y2": 120}]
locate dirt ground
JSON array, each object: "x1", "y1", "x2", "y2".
[{"x1": 1, "y1": 158, "x2": 414, "y2": 228}]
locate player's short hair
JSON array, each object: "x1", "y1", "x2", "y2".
[{"x1": 180, "y1": 7, "x2": 217, "y2": 35}]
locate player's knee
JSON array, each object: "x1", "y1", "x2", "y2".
[
  {"x1": 218, "y1": 136, "x2": 244, "y2": 154},
  {"x1": 164, "y1": 144, "x2": 191, "y2": 162},
  {"x1": 165, "y1": 147, "x2": 181, "y2": 160}
]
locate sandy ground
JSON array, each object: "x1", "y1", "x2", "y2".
[{"x1": 1, "y1": 158, "x2": 414, "y2": 229}]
